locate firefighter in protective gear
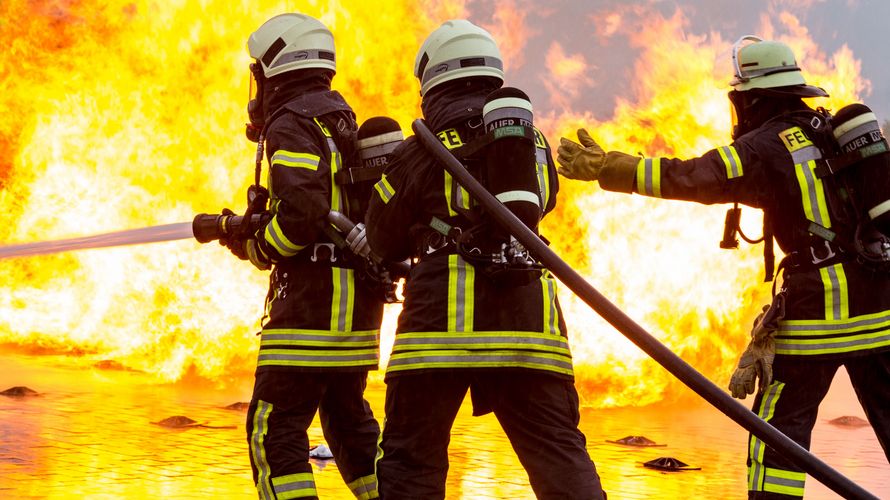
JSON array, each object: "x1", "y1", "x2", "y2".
[
  {"x1": 558, "y1": 36, "x2": 890, "y2": 499},
  {"x1": 229, "y1": 13, "x2": 383, "y2": 500},
  {"x1": 367, "y1": 19, "x2": 605, "y2": 499}
]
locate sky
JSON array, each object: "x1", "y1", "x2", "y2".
[{"x1": 465, "y1": 0, "x2": 890, "y2": 127}]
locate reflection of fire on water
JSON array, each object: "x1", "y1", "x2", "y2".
[{"x1": 0, "y1": 2, "x2": 872, "y2": 407}]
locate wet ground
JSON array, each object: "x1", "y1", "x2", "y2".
[{"x1": 0, "y1": 353, "x2": 887, "y2": 499}]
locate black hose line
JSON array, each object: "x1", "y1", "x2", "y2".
[{"x1": 412, "y1": 119, "x2": 876, "y2": 500}]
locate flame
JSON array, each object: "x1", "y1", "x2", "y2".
[{"x1": 0, "y1": 2, "x2": 871, "y2": 407}]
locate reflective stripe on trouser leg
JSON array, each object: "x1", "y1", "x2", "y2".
[
  {"x1": 347, "y1": 474, "x2": 379, "y2": 499},
  {"x1": 748, "y1": 382, "x2": 785, "y2": 492},
  {"x1": 250, "y1": 400, "x2": 275, "y2": 499},
  {"x1": 271, "y1": 472, "x2": 317, "y2": 499}
]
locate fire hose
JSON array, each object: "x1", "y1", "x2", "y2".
[{"x1": 412, "y1": 118, "x2": 877, "y2": 500}]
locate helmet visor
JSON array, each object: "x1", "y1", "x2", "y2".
[{"x1": 729, "y1": 35, "x2": 763, "y2": 86}]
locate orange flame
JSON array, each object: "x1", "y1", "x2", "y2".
[{"x1": 0, "y1": 2, "x2": 871, "y2": 407}]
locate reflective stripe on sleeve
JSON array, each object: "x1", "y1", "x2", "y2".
[
  {"x1": 271, "y1": 150, "x2": 320, "y2": 170},
  {"x1": 636, "y1": 157, "x2": 662, "y2": 198},
  {"x1": 717, "y1": 145, "x2": 743, "y2": 179},
  {"x1": 271, "y1": 472, "x2": 317, "y2": 500},
  {"x1": 374, "y1": 174, "x2": 395, "y2": 204},
  {"x1": 264, "y1": 215, "x2": 306, "y2": 257}
]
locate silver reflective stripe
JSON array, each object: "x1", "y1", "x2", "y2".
[
  {"x1": 387, "y1": 352, "x2": 573, "y2": 370},
  {"x1": 338, "y1": 267, "x2": 349, "y2": 331},
  {"x1": 750, "y1": 382, "x2": 784, "y2": 490},
  {"x1": 778, "y1": 309, "x2": 890, "y2": 334},
  {"x1": 261, "y1": 331, "x2": 377, "y2": 345},
  {"x1": 789, "y1": 145, "x2": 821, "y2": 165},
  {"x1": 358, "y1": 130, "x2": 404, "y2": 149},
  {"x1": 392, "y1": 334, "x2": 568, "y2": 349},
  {"x1": 824, "y1": 265, "x2": 844, "y2": 320},
  {"x1": 360, "y1": 142, "x2": 400, "y2": 160},
  {"x1": 535, "y1": 148, "x2": 548, "y2": 206},
  {"x1": 251, "y1": 401, "x2": 274, "y2": 500},
  {"x1": 775, "y1": 331, "x2": 890, "y2": 353},
  {"x1": 798, "y1": 159, "x2": 826, "y2": 227},
  {"x1": 421, "y1": 55, "x2": 503, "y2": 86},
  {"x1": 495, "y1": 190, "x2": 540, "y2": 206},
  {"x1": 764, "y1": 472, "x2": 806, "y2": 492},
  {"x1": 258, "y1": 351, "x2": 378, "y2": 363},
  {"x1": 720, "y1": 146, "x2": 741, "y2": 178},
  {"x1": 545, "y1": 277, "x2": 558, "y2": 335},
  {"x1": 274, "y1": 479, "x2": 317, "y2": 497},
  {"x1": 455, "y1": 257, "x2": 467, "y2": 331}
]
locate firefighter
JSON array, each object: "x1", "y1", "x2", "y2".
[
  {"x1": 366, "y1": 19, "x2": 605, "y2": 499},
  {"x1": 557, "y1": 36, "x2": 890, "y2": 499},
  {"x1": 224, "y1": 13, "x2": 382, "y2": 499}
]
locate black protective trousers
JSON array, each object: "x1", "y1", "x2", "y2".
[
  {"x1": 246, "y1": 370, "x2": 380, "y2": 499},
  {"x1": 376, "y1": 370, "x2": 604, "y2": 500},
  {"x1": 747, "y1": 351, "x2": 890, "y2": 499}
]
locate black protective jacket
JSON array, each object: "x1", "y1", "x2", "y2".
[
  {"x1": 366, "y1": 83, "x2": 574, "y2": 379},
  {"x1": 252, "y1": 84, "x2": 384, "y2": 372},
  {"x1": 615, "y1": 108, "x2": 890, "y2": 359}
]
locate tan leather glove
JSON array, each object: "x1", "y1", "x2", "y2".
[
  {"x1": 729, "y1": 305, "x2": 777, "y2": 399},
  {"x1": 558, "y1": 129, "x2": 638, "y2": 193},
  {"x1": 557, "y1": 129, "x2": 605, "y2": 181}
]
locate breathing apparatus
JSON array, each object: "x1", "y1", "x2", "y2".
[
  {"x1": 823, "y1": 103, "x2": 890, "y2": 265},
  {"x1": 432, "y1": 87, "x2": 544, "y2": 286},
  {"x1": 336, "y1": 116, "x2": 404, "y2": 221}
]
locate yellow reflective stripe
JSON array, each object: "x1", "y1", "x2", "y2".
[
  {"x1": 271, "y1": 150, "x2": 321, "y2": 170},
  {"x1": 386, "y1": 350, "x2": 574, "y2": 376},
  {"x1": 331, "y1": 150, "x2": 343, "y2": 212},
  {"x1": 794, "y1": 159, "x2": 832, "y2": 229},
  {"x1": 347, "y1": 474, "x2": 379, "y2": 500},
  {"x1": 542, "y1": 274, "x2": 559, "y2": 335},
  {"x1": 330, "y1": 267, "x2": 355, "y2": 332},
  {"x1": 272, "y1": 472, "x2": 317, "y2": 500},
  {"x1": 636, "y1": 157, "x2": 662, "y2": 198},
  {"x1": 749, "y1": 382, "x2": 784, "y2": 491},
  {"x1": 374, "y1": 174, "x2": 395, "y2": 204},
  {"x1": 717, "y1": 145, "x2": 743, "y2": 179},
  {"x1": 257, "y1": 348, "x2": 379, "y2": 367},
  {"x1": 251, "y1": 400, "x2": 274, "y2": 500},
  {"x1": 445, "y1": 171, "x2": 457, "y2": 217},
  {"x1": 763, "y1": 468, "x2": 806, "y2": 496},
  {"x1": 313, "y1": 117, "x2": 332, "y2": 137},
  {"x1": 261, "y1": 329, "x2": 378, "y2": 347},
  {"x1": 779, "y1": 308, "x2": 890, "y2": 335},
  {"x1": 819, "y1": 263, "x2": 849, "y2": 321},
  {"x1": 391, "y1": 332, "x2": 571, "y2": 355},
  {"x1": 775, "y1": 329, "x2": 890, "y2": 356},
  {"x1": 264, "y1": 215, "x2": 306, "y2": 257},
  {"x1": 447, "y1": 254, "x2": 474, "y2": 331}
]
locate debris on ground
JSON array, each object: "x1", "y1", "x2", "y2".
[
  {"x1": 151, "y1": 415, "x2": 236, "y2": 429},
  {"x1": 224, "y1": 402, "x2": 250, "y2": 411},
  {"x1": 643, "y1": 457, "x2": 701, "y2": 471},
  {"x1": 607, "y1": 435, "x2": 666, "y2": 447},
  {"x1": 828, "y1": 416, "x2": 870, "y2": 428},
  {"x1": 0, "y1": 386, "x2": 39, "y2": 397},
  {"x1": 309, "y1": 443, "x2": 334, "y2": 459}
]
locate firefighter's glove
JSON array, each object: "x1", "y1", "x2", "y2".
[
  {"x1": 729, "y1": 306, "x2": 777, "y2": 399},
  {"x1": 346, "y1": 222, "x2": 371, "y2": 259},
  {"x1": 557, "y1": 129, "x2": 605, "y2": 181},
  {"x1": 221, "y1": 236, "x2": 271, "y2": 271}
]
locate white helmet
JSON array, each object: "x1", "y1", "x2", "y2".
[
  {"x1": 248, "y1": 13, "x2": 336, "y2": 79},
  {"x1": 414, "y1": 19, "x2": 504, "y2": 97},
  {"x1": 729, "y1": 36, "x2": 827, "y2": 97}
]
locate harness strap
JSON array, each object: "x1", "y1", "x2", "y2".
[{"x1": 814, "y1": 139, "x2": 890, "y2": 178}]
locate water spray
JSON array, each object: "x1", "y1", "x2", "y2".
[{"x1": 0, "y1": 223, "x2": 195, "y2": 260}]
